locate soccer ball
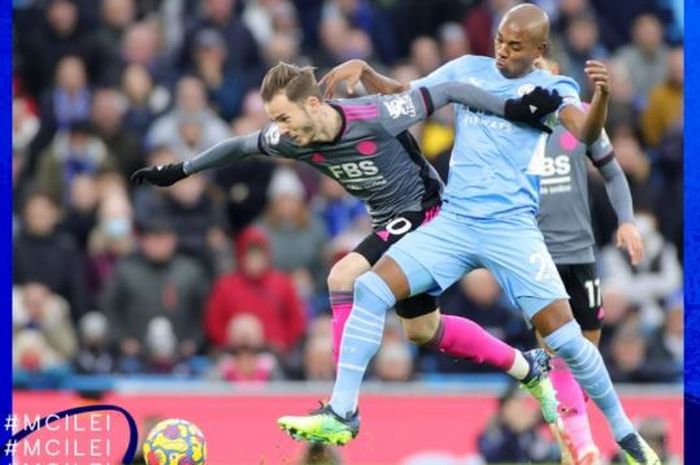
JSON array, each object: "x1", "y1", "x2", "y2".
[{"x1": 143, "y1": 419, "x2": 207, "y2": 465}]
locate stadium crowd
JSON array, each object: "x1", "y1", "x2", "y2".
[{"x1": 12, "y1": 0, "x2": 683, "y2": 394}]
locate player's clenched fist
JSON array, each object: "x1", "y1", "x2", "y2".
[
  {"x1": 584, "y1": 60, "x2": 610, "y2": 95},
  {"x1": 131, "y1": 163, "x2": 188, "y2": 186}
]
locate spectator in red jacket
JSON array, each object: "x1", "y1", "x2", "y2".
[{"x1": 204, "y1": 226, "x2": 306, "y2": 353}]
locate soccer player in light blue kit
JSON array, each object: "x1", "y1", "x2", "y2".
[{"x1": 278, "y1": 5, "x2": 660, "y2": 464}]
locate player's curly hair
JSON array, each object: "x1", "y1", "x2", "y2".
[{"x1": 260, "y1": 62, "x2": 322, "y2": 103}]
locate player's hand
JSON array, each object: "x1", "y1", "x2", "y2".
[
  {"x1": 319, "y1": 59, "x2": 368, "y2": 98},
  {"x1": 585, "y1": 60, "x2": 610, "y2": 95},
  {"x1": 504, "y1": 86, "x2": 562, "y2": 133},
  {"x1": 131, "y1": 163, "x2": 188, "y2": 187},
  {"x1": 616, "y1": 222, "x2": 644, "y2": 265}
]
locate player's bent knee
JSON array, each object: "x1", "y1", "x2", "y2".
[
  {"x1": 327, "y1": 253, "x2": 370, "y2": 291},
  {"x1": 402, "y1": 312, "x2": 440, "y2": 345},
  {"x1": 531, "y1": 298, "x2": 576, "y2": 337},
  {"x1": 327, "y1": 264, "x2": 359, "y2": 291},
  {"x1": 372, "y1": 256, "x2": 411, "y2": 300}
]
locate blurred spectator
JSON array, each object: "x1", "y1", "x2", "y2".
[
  {"x1": 598, "y1": 285, "x2": 635, "y2": 354},
  {"x1": 259, "y1": 168, "x2": 328, "y2": 291},
  {"x1": 87, "y1": 190, "x2": 135, "y2": 295},
  {"x1": 640, "y1": 47, "x2": 683, "y2": 147},
  {"x1": 214, "y1": 314, "x2": 280, "y2": 382},
  {"x1": 478, "y1": 385, "x2": 558, "y2": 463},
  {"x1": 36, "y1": 121, "x2": 115, "y2": 203},
  {"x1": 183, "y1": 0, "x2": 262, "y2": 75},
  {"x1": 145, "y1": 76, "x2": 230, "y2": 157},
  {"x1": 614, "y1": 14, "x2": 669, "y2": 102},
  {"x1": 303, "y1": 315, "x2": 335, "y2": 381},
  {"x1": 120, "y1": 64, "x2": 170, "y2": 135},
  {"x1": 242, "y1": 0, "x2": 301, "y2": 48},
  {"x1": 410, "y1": 37, "x2": 441, "y2": 77},
  {"x1": 27, "y1": 55, "x2": 93, "y2": 167},
  {"x1": 134, "y1": 147, "x2": 231, "y2": 275},
  {"x1": 13, "y1": 191, "x2": 88, "y2": 319},
  {"x1": 551, "y1": 0, "x2": 594, "y2": 36},
  {"x1": 645, "y1": 293, "x2": 683, "y2": 382},
  {"x1": 601, "y1": 211, "x2": 682, "y2": 329},
  {"x1": 16, "y1": 0, "x2": 90, "y2": 97},
  {"x1": 555, "y1": 12, "x2": 608, "y2": 96},
  {"x1": 605, "y1": 60, "x2": 638, "y2": 131},
  {"x1": 431, "y1": 269, "x2": 534, "y2": 373},
  {"x1": 74, "y1": 311, "x2": 115, "y2": 374},
  {"x1": 462, "y1": 0, "x2": 519, "y2": 57},
  {"x1": 312, "y1": 176, "x2": 368, "y2": 238},
  {"x1": 191, "y1": 29, "x2": 249, "y2": 120},
  {"x1": 13, "y1": 283, "x2": 78, "y2": 364},
  {"x1": 262, "y1": 32, "x2": 304, "y2": 69},
  {"x1": 90, "y1": 87, "x2": 142, "y2": 179},
  {"x1": 63, "y1": 173, "x2": 99, "y2": 250},
  {"x1": 91, "y1": 0, "x2": 136, "y2": 81},
  {"x1": 606, "y1": 320, "x2": 658, "y2": 383},
  {"x1": 204, "y1": 226, "x2": 306, "y2": 353},
  {"x1": 212, "y1": 117, "x2": 276, "y2": 234},
  {"x1": 101, "y1": 20, "x2": 175, "y2": 87},
  {"x1": 144, "y1": 317, "x2": 191, "y2": 375},
  {"x1": 99, "y1": 217, "x2": 209, "y2": 368},
  {"x1": 13, "y1": 97, "x2": 40, "y2": 154},
  {"x1": 322, "y1": 0, "x2": 397, "y2": 64},
  {"x1": 372, "y1": 340, "x2": 414, "y2": 382},
  {"x1": 438, "y1": 22, "x2": 470, "y2": 62}
]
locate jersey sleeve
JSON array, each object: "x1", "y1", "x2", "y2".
[
  {"x1": 550, "y1": 75, "x2": 582, "y2": 116},
  {"x1": 586, "y1": 128, "x2": 614, "y2": 166},
  {"x1": 374, "y1": 87, "x2": 433, "y2": 136},
  {"x1": 409, "y1": 56, "x2": 466, "y2": 89}
]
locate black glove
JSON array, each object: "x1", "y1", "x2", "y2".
[
  {"x1": 504, "y1": 87, "x2": 562, "y2": 134},
  {"x1": 131, "y1": 163, "x2": 188, "y2": 187}
]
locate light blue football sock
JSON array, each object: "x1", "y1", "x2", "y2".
[
  {"x1": 329, "y1": 271, "x2": 396, "y2": 418},
  {"x1": 544, "y1": 320, "x2": 635, "y2": 441}
]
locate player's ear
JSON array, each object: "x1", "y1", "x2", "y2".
[{"x1": 306, "y1": 95, "x2": 322, "y2": 111}]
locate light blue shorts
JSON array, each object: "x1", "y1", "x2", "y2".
[{"x1": 385, "y1": 210, "x2": 569, "y2": 319}]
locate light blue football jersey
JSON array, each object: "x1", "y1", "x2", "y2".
[{"x1": 411, "y1": 55, "x2": 581, "y2": 219}]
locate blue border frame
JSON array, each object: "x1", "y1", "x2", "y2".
[
  {"x1": 686, "y1": 0, "x2": 698, "y2": 461},
  {"x1": 1, "y1": 0, "x2": 12, "y2": 442},
  {"x1": 1, "y1": 0, "x2": 693, "y2": 462}
]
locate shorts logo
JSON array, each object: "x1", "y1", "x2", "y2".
[
  {"x1": 264, "y1": 125, "x2": 281, "y2": 146},
  {"x1": 383, "y1": 94, "x2": 416, "y2": 119},
  {"x1": 517, "y1": 83, "x2": 536, "y2": 97}
]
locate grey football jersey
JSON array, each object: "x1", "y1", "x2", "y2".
[
  {"x1": 259, "y1": 88, "x2": 444, "y2": 228},
  {"x1": 537, "y1": 125, "x2": 613, "y2": 264}
]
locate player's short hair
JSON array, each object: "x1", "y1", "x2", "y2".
[{"x1": 260, "y1": 62, "x2": 322, "y2": 103}]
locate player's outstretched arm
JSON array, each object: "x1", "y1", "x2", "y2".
[
  {"x1": 597, "y1": 156, "x2": 644, "y2": 264},
  {"x1": 320, "y1": 59, "x2": 408, "y2": 98},
  {"x1": 130, "y1": 132, "x2": 261, "y2": 187},
  {"x1": 559, "y1": 60, "x2": 610, "y2": 144},
  {"x1": 427, "y1": 82, "x2": 562, "y2": 132}
]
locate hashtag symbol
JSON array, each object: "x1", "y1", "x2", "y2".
[
  {"x1": 3, "y1": 440, "x2": 16, "y2": 457},
  {"x1": 3, "y1": 415, "x2": 15, "y2": 433}
]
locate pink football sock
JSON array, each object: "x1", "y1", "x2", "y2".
[
  {"x1": 550, "y1": 357, "x2": 597, "y2": 455},
  {"x1": 330, "y1": 291, "x2": 354, "y2": 365},
  {"x1": 435, "y1": 315, "x2": 516, "y2": 371}
]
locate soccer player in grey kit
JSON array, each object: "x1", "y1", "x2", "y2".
[
  {"x1": 534, "y1": 56, "x2": 644, "y2": 465},
  {"x1": 133, "y1": 61, "x2": 566, "y2": 418}
]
